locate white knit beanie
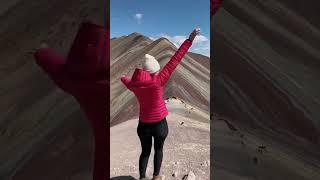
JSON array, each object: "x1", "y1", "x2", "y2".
[{"x1": 143, "y1": 54, "x2": 160, "y2": 74}]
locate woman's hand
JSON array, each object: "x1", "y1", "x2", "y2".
[
  {"x1": 188, "y1": 28, "x2": 201, "y2": 42},
  {"x1": 39, "y1": 43, "x2": 49, "y2": 49},
  {"x1": 27, "y1": 43, "x2": 49, "y2": 54}
]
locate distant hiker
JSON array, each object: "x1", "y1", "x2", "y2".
[
  {"x1": 120, "y1": 28, "x2": 200, "y2": 180},
  {"x1": 34, "y1": 22, "x2": 109, "y2": 180}
]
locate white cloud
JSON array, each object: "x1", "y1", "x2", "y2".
[
  {"x1": 194, "y1": 35, "x2": 209, "y2": 43},
  {"x1": 150, "y1": 34, "x2": 210, "y2": 57},
  {"x1": 149, "y1": 37, "x2": 157, "y2": 41},
  {"x1": 134, "y1": 13, "x2": 143, "y2": 24}
]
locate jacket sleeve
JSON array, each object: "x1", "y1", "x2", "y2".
[
  {"x1": 158, "y1": 39, "x2": 192, "y2": 86},
  {"x1": 34, "y1": 48, "x2": 65, "y2": 78},
  {"x1": 120, "y1": 76, "x2": 131, "y2": 90}
]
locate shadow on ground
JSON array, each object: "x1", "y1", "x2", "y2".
[{"x1": 110, "y1": 176, "x2": 137, "y2": 180}]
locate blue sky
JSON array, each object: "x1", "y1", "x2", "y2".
[{"x1": 111, "y1": 0, "x2": 210, "y2": 56}]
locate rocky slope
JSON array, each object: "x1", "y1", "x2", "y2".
[
  {"x1": 0, "y1": 0, "x2": 104, "y2": 179},
  {"x1": 212, "y1": 0, "x2": 320, "y2": 179},
  {"x1": 110, "y1": 98, "x2": 210, "y2": 180},
  {"x1": 211, "y1": 114, "x2": 320, "y2": 180},
  {"x1": 111, "y1": 33, "x2": 210, "y2": 125}
]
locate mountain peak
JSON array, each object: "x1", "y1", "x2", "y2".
[
  {"x1": 153, "y1": 37, "x2": 174, "y2": 46},
  {"x1": 128, "y1": 32, "x2": 142, "y2": 37},
  {"x1": 111, "y1": 32, "x2": 210, "y2": 124}
]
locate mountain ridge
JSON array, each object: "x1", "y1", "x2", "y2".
[{"x1": 110, "y1": 33, "x2": 210, "y2": 126}]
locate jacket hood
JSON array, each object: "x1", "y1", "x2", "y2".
[{"x1": 130, "y1": 68, "x2": 156, "y2": 87}]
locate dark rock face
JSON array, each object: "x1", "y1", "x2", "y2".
[{"x1": 212, "y1": 0, "x2": 320, "y2": 155}]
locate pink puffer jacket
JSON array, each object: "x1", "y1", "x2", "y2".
[{"x1": 121, "y1": 39, "x2": 192, "y2": 123}]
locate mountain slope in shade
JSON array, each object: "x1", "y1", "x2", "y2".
[
  {"x1": 111, "y1": 33, "x2": 210, "y2": 125},
  {"x1": 212, "y1": 0, "x2": 320, "y2": 179},
  {"x1": 0, "y1": 0, "x2": 104, "y2": 179},
  {"x1": 211, "y1": 114, "x2": 320, "y2": 180}
]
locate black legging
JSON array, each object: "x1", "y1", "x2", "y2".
[{"x1": 137, "y1": 118, "x2": 169, "y2": 178}]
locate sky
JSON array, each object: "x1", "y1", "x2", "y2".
[{"x1": 111, "y1": 0, "x2": 210, "y2": 56}]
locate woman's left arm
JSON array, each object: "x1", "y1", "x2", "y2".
[
  {"x1": 34, "y1": 47, "x2": 65, "y2": 79},
  {"x1": 120, "y1": 75, "x2": 131, "y2": 89}
]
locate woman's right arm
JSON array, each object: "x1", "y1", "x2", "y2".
[{"x1": 158, "y1": 28, "x2": 200, "y2": 86}]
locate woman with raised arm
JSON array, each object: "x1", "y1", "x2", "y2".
[
  {"x1": 120, "y1": 28, "x2": 200, "y2": 180},
  {"x1": 34, "y1": 22, "x2": 109, "y2": 180}
]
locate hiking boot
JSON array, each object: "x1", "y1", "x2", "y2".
[{"x1": 152, "y1": 175, "x2": 162, "y2": 180}]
